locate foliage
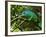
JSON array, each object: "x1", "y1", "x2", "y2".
[{"x1": 10, "y1": 5, "x2": 42, "y2": 32}]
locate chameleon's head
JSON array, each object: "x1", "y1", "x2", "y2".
[{"x1": 21, "y1": 9, "x2": 33, "y2": 17}]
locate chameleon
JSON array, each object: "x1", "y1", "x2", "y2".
[{"x1": 21, "y1": 9, "x2": 38, "y2": 22}]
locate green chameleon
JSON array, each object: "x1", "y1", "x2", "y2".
[{"x1": 21, "y1": 9, "x2": 38, "y2": 22}]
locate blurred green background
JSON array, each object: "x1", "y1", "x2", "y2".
[{"x1": 10, "y1": 5, "x2": 42, "y2": 32}]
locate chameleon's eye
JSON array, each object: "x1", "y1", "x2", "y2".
[{"x1": 23, "y1": 12, "x2": 25, "y2": 14}]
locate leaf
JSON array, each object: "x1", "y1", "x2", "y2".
[{"x1": 13, "y1": 28, "x2": 21, "y2": 32}]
